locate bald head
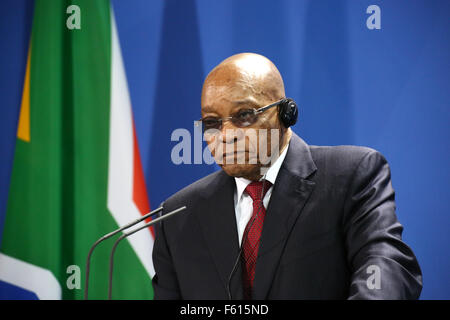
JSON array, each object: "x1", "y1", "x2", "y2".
[
  {"x1": 202, "y1": 53, "x2": 285, "y2": 109},
  {"x1": 200, "y1": 53, "x2": 292, "y2": 181}
]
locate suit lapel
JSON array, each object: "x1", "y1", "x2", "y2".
[
  {"x1": 194, "y1": 171, "x2": 244, "y2": 298},
  {"x1": 253, "y1": 134, "x2": 317, "y2": 299},
  {"x1": 192, "y1": 134, "x2": 317, "y2": 300}
]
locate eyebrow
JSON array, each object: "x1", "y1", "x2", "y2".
[
  {"x1": 232, "y1": 99, "x2": 259, "y2": 108},
  {"x1": 201, "y1": 98, "x2": 260, "y2": 115},
  {"x1": 202, "y1": 99, "x2": 259, "y2": 112},
  {"x1": 202, "y1": 105, "x2": 216, "y2": 113}
]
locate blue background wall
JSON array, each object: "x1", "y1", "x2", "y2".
[{"x1": 0, "y1": 0, "x2": 449, "y2": 299}]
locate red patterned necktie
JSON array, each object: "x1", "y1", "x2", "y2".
[{"x1": 241, "y1": 180, "x2": 272, "y2": 299}]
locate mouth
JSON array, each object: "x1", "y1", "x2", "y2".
[{"x1": 223, "y1": 150, "x2": 247, "y2": 156}]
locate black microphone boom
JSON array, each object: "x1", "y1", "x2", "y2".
[
  {"x1": 84, "y1": 205, "x2": 164, "y2": 300},
  {"x1": 108, "y1": 205, "x2": 187, "y2": 300}
]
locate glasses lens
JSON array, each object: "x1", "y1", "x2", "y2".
[
  {"x1": 202, "y1": 118, "x2": 221, "y2": 131},
  {"x1": 231, "y1": 109, "x2": 257, "y2": 127}
]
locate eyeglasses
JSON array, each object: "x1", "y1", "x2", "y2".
[{"x1": 196, "y1": 99, "x2": 284, "y2": 131}]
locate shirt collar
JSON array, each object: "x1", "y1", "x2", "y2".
[{"x1": 234, "y1": 142, "x2": 289, "y2": 201}]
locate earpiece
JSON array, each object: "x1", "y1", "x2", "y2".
[{"x1": 278, "y1": 98, "x2": 298, "y2": 128}]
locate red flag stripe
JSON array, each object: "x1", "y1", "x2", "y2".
[{"x1": 132, "y1": 119, "x2": 154, "y2": 238}]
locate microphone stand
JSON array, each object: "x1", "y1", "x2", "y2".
[
  {"x1": 108, "y1": 206, "x2": 187, "y2": 299},
  {"x1": 84, "y1": 206, "x2": 164, "y2": 300}
]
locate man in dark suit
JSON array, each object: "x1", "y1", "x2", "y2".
[{"x1": 152, "y1": 53, "x2": 422, "y2": 299}]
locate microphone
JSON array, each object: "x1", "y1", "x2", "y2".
[
  {"x1": 108, "y1": 205, "x2": 187, "y2": 300},
  {"x1": 84, "y1": 205, "x2": 164, "y2": 300}
]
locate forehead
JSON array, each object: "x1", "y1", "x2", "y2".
[
  {"x1": 203, "y1": 83, "x2": 250, "y2": 101},
  {"x1": 201, "y1": 84, "x2": 258, "y2": 113}
]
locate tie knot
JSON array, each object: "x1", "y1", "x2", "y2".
[{"x1": 245, "y1": 180, "x2": 272, "y2": 201}]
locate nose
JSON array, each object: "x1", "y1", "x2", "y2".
[
  {"x1": 220, "y1": 120, "x2": 245, "y2": 144},
  {"x1": 221, "y1": 120, "x2": 233, "y2": 143}
]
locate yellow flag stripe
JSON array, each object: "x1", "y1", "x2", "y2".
[{"x1": 17, "y1": 45, "x2": 31, "y2": 142}]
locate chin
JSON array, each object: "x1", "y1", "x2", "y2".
[{"x1": 220, "y1": 163, "x2": 260, "y2": 179}]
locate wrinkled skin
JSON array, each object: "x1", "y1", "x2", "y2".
[{"x1": 201, "y1": 53, "x2": 292, "y2": 181}]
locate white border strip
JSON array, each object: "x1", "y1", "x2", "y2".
[
  {"x1": 0, "y1": 253, "x2": 61, "y2": 299},
  {"x1": 107, "y1": 7, "x2": 155, "y2": 278}
]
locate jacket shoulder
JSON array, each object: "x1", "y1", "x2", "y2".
[
  {"x1": 308, "y1": 144, "x2": 388, "y2": 175},
  {"x1": 161, "y1": 169, "x2": 224, "y2": 209}
]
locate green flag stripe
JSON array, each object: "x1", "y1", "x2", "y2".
[{"x1": 1, "y1": 0, "x2": 153, "y2": 299}]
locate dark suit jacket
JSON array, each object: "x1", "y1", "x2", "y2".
[{"x1": 152, "y1": 134, "x2": 422, "y2": 299}]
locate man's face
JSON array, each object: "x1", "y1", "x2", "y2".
[{"x1": 201, "y1": 79, "x2": 283, "y2": 180}]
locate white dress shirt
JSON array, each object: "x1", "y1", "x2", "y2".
[{"x1": 234, "y1": 144, "x2": 289, "y2": 246}]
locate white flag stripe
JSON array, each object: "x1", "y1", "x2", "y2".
[
  {"x1": 107, "y1": 7, "x2": 155, "y2": 279},
  {"x1": 0, "y1": 253, "x2": 61, "y2": 300}
]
